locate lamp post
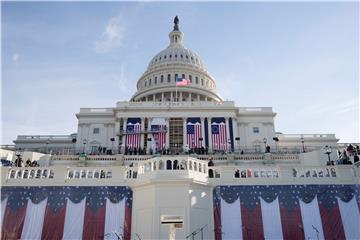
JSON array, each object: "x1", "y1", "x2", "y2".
[
  {"x1": 263, "y1": 138, "x2": 267, "y2": 153},
  {"x1": 71, "y1": 138, "x2": 77, "y2": 154},
  {"x1": 110, "y1": 138, "x2": 115, "y2": 155},
  {"x1": 235, "y1": 137, "x2": 240, "y2": 153},
  {"x1": 82, "y1": 139, "x2": 87, "y2": 154},
  {"x1": 15, "y1": 150, "x2": 22, "y2": 167},
  {"x1": 300, "y1": 137, "x2": 305, "y2": 153},
  {"x1": 45, "y1": 139, "x2": 50, "y2": 154},
  {"x1": 323, "y1": 145, "x2": 332, "y2": 165},
  {"x1": 227, "y1": 139, "x2": 231, "y2": 153},
  {"x1": 273, "y1": 137, "x2": 279, "y2": 152}
]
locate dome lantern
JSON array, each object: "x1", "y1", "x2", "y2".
[{"x1": 169, "y1": 16, "x2": 184, "y2": 47}]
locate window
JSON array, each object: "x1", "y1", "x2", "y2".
[
  {"x1": 189, "y1": 75, "x2": 192, "y2": 83},
  {"x1": 155, "y1": 77, "x2": 157, "y2": 84},
  {"x1": 195, "y1": 76, "x2": 199, "y2": 84},
  {"x1": 182, "y1": 74, "x2": 185, "y2": 79},
  {"x1": 253, "y1": 127, "x2": 259, "y2": 133},
  {"x1": 161, "y1": 75, "x2": 164, "y2": 83},
  {"x1": 169, "y1": 54, "x2": 172, "y2": 58},
  {"x1": 175, "y1": 74, "x2": 178, "y2": 82},
  {"x1": 175, "y1": 54, "x2": 177, "y2": 58},
  {"x1": 145, "y1": 81, "x2": 147, "y2": 87},
  {"x1": 149, "y1": 79, "x2": 152, "y2": 86},
  {"x1": 93, "y1": 128, "x2": 100, "y2": 134},
  {"x1": 164, "y1": 55, "x2": 167, "y2": 59},
  {"x1": 167, "y1": 74, "x2": 171, "y2": 82},
  {"x1": 255, "y1": 145, "x2": 261, "y2": 153},
  {"x1": 201, "y1": 78, "x2": 204, "y2": 86}
]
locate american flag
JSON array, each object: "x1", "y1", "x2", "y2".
[
  {"x1": 187, "y1": 118, "x2": 202, "y2": 148},
  {"x1": 1, "y1": 186, "x2": 132, "y2": 240},
  {"x1": 151, "y1": 125, "x2": 166, "y2": 150},
  {"x1": 176, "y1": 77, "x2": 191, "y2": 86},
  {"x1": 211, "y1": 118, "x2": 227, "y2": 151},
  {"x1": 213, "y1": 184, "x2": 360, "y2": 240},
  {"x1": 126, "y1": 118, "x2": 141, "y2": 148}
]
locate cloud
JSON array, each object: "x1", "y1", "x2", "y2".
[
  {"x1": 94, "y1": 15, "x2": 125, "y2": 53},
  {"x1": 12, "y1": 53, "x2": 19, "y2": 63}
]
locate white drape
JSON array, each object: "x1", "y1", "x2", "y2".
[
  {"x1": 299, "y1": 197, "x2": 324, "y2": 240},
  {"x1": 1, "y1": 198, "x2": 7, "y2": 230},
  {"x1": 338, "y1": 196, "x2": 360, "y2": 240},
  {"x1": 260, "y1": 197, "x2": 283, "y2": 240},
  {"x1": 62, "y1": 198, "x2": 86, "y2": 240},
  {"x1": 21, "y1": 198, "x2": 47, "y2": 240},
  {"x1": 104, "y1": 198, "x2": 125, "y2": 240},
  {"x1": 220, "y1": 198, "x2": 243, "y2": 239}
]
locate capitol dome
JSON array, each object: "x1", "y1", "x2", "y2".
[{"x1": 130, "y1": 17, "x2": 223, "y2": 103}]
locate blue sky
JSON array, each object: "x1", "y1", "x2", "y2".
[{"x1": 2, "y1": 2, "x2": 359, "y2": 144}]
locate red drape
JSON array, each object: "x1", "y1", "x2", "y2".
[
  {"x1": 123, "y1": 203, "x2": 132, "y2": 240},
  {"x1": 213, "y1": 204, "x2": 222, "y2": 240},
  {"x1": 41, "y1": 206, "x2": 66, "y2": 240},
  {"x1": 1, "y1": 206, "x2": 27, "y2": 240},
  {"x1": 82, "y1": 205, "x2": 106, "y2": 240},
  {"x1": 319, "y1": 203, "x2": 346, "y2": 240},
  {"x1": 241, "y1": 203, "x2": 264, "y2": 240},
  {"x1": 279, "y1": 204, "x2": 305, "y2": 240}
]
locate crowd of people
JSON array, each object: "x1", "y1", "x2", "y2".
[{"x1": 336, "y1": 144, "x2": 359, "y2": 165}]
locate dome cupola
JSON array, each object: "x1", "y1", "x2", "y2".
[{"x1": 130, "y1": 17, "x2": 222, "y2": 103}]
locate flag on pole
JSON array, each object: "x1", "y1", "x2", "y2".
[{"x1": 176, "y1": 77, "x2": 191, "y2": 86}]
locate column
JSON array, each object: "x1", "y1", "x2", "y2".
[
  {"x1": 161, "y1": 92, "x2": 164, "y2": 102},
  {"x1": 183, "y1": 117, "x2": 187, "y2": 149},
  {"x1": 147, "y1": 117, "x2": 152, "y2": 152},
  {"x1": 200, "y1": 117, "x2": 205, "y2": 147},
  {"x1": 232, "y1": 118, "x2": 239, "y2": 152},
  {"x1": 197, "y1": 94, "x2": 200, "y2": 102},
  {"x1": 165, "y1": 118, "x2": 170, "y2": 148},
  {"x1": 225, "y1": 117, "x2": 231, "y2": 151},
  {"x1": 180, "y1": 92, "x2": 183, "y2": 102},
  {"x1": 189, "y1": 93, "x2": 192, "y2": 102},
  {"x1": 170, "y1": 92, "x2": 173, "y2": 102},
  {"x1": 122, "y1": 118, "x2": 127, "y2": 149},
  {"x1": 140, "y1": 117, "x2": 145, "y2": 149},
  {"x1": 208, "y1": 117, "x2": 213, "y2": 152},
  {"x1": 115, "y1": 120, "x2": 120, "y2": 153}
]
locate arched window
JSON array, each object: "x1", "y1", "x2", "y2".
[
  {"x1": 189, "y1": 75, "x2": 192, "y2": 83},
  {"x1": 195, "y1": 76, "x2": 199, "y2": 84},
  {"x1": 166, "y1": 160, "x2": 172, "y2": 170},
  {"x1": 182, "y1": 74, "x2": 185, "y2": 79},
  {"x1": 161, "y1": 75, "x2": 164, "y2": 83},
  {"x1": 201, "y1": 78, "x2": 204, "y2": 86},
  {"x1": 173, "y1": 160, "x2": 179, "y2": 170},
  {"x1": 167, "y1": 74, "x2": 171, "y2": 83},
  {"x1": 164, "y1": 55, "x2": 167, "y2": 59},
  {"x1": 155, "y1": 77, "x2": 157, "y2": 84},
  {"x1": 169, "y1": 54, "x2": 172, "y2": 58},
  {"x1": 175, "y1": 54, "x2": 178, "y2": 58},
  {"x1": 149, "y1": 79, "x2": 152, "y2": 86},
  {"x1": 144, "y1": 81, "x2": 147, "y2": 87},
  {"x1": 175, "y1": 74, "x2": 178, "y2": 82}
]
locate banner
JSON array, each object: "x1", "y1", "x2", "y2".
[
  {"x1": 151, "y1": 118, "x2": 166, "y2": 150},
  {"x1": 211, "y1": 117, "x2": 227, "y2": 151},
  {"x1": 187, "y1": 118, "x2": 202, "y2": 148},
  {"x1": 1, "y1": 186, "x2": 132, "y2": 240},
  {"x1": 126, "y1": 118, "x2": 141, "y2": 148},
  {"x1": 213, "y1": 184, "x2": 359, "y2": 240}
]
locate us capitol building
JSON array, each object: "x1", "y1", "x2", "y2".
[{"x1": 2, "y1": 17, "x2": 359, "y2": 240}]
